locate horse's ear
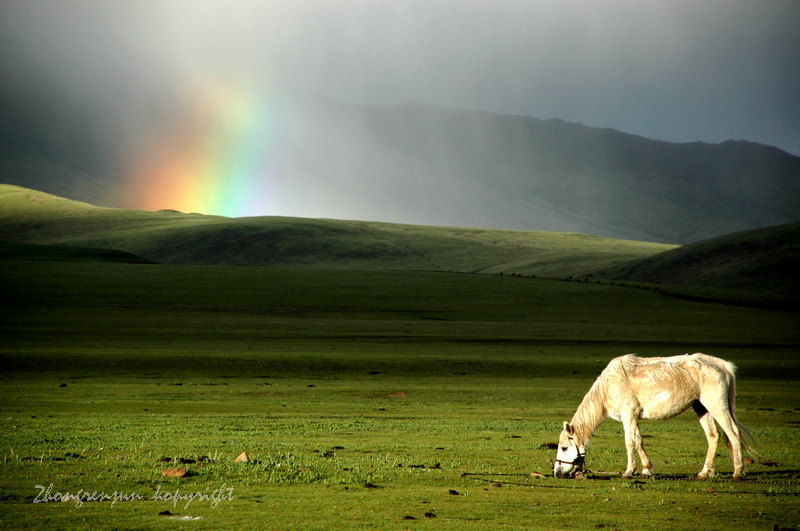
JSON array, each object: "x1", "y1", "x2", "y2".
[{"x1": 563, "y1": 422, "x2": 574, "y2": 435}]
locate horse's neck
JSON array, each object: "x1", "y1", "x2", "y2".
[{"x1": 570, "y1": 380, "x2": 608, "y2": 445}]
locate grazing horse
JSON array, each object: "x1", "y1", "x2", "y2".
[{"x1": 553, "y1": 353, "x2": 753, "y2": 480}]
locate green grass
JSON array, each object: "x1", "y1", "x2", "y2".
[
  {"x1": 2, "y1": 376, "x2": 799, "y2": 529},
  {"x1": 1, "y1": 258, "x2": 799, "y2": 529}
]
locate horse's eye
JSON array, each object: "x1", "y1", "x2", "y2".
[{"x1": 561, "y1": 447, "x2": 568, "y2": 452}]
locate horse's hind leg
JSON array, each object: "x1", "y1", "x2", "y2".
[
  {"x1": 693, "y1": 400, "x2": 719, "y2": 479},
  {"x1": 715, "y1": 412, "x2": 744, "y2": 480},
  {"x1": 701, "y1": 396, "x2": 744, "y2": 480}
]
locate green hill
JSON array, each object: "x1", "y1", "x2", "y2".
[
  {"x1": 588, "y1": 223, "x2": 800, "y2": 300},
  {"x1": 0, "y1": 184, "x2": 673, "y2": 276}
]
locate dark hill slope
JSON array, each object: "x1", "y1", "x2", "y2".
[
  {"x1": 587, "y1": 224, "x2": 800, "y2": 298},
  {"x1": 0, "y1": 241, "x2": 153, "y2": 264},
  {"x1": 0, "y1": 184, "x2": 673, "y2": 276}
]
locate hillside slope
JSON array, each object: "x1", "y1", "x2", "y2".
[
  {"x1": 0, "y1": 242, "x2": 154, "y2": 264},
  {"x1": 0, "y1": 185, "x2": 673, "y2": 276},
  {"x1": 588, "y1": 223, "x2": 800, "y2": 299}
]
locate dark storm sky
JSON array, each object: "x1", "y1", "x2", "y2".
[{"x1": 2, "y1": 0, "x2": 798, "y2": 155}]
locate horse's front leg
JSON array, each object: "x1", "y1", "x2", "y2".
[
  {"x1": 621, "y1": 417, "x2": 638, "y2": 478},
  {"x1": 622, "y1": 416, "x2": 652, "y2": 478},
  {"x1": 636, "y1": 432, "x2": 653, "y2": 478}
]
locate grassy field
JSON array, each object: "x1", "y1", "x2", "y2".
[{"x1": 1, "y1": 257, "x2": 799, "y2": 529}]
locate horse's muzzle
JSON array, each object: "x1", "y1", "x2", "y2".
[
  {"x1": 553, "y1": 455, "x2": 584, "y2": 478},
  {"x1": 553, "y1": 464, "x2": 578, "y2": 478}
]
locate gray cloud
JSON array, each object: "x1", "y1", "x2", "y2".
[{"x1": 1, "y1": 0, "x2": 798, "y2": 156}]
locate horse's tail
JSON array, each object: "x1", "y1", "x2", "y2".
[{"x1": 725, "y1": 362, "x2": 758, "y2": 457}]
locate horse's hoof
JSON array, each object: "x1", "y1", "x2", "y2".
[
  {"x1": 621, "y1": 473, "x2": 634, "y2": 480},
  {"x1": 732, "y1": 475, "x2": 744, "y2": 482},
  {"x1": 641, "y1": 471, "x2": 653, "y2": 478}
]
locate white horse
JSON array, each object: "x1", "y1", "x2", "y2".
[{"x1": 553, "y1": 353, "x2": 753, "y2": 480}]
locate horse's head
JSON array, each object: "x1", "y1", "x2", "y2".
[{"x1": 553, "y1": 421, "x2": 586, "y2": 478}]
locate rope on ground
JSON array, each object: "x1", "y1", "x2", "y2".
[{"x1": 461, "y1": 471, "x2": 800, "y2": 489}]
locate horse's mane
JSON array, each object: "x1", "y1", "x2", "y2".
[
  {"x1": 570, "y1": 354, "x2": 647, "y2": 445},
  {"x1": 570, "y1": 373, "x2": 610, "y2": 446}
]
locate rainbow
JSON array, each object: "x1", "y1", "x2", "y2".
[{"x1": 125, "y1": 81, "x2": 286, "y2": 217}]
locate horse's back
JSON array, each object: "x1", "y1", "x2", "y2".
[
  {"x1": 602, "y1": 353, "x2": 734, "y2": 420},
  {"x1": 606, "y1": 353, "x2": 734, "y2": 379}
]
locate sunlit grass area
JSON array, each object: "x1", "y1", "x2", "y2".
[
  {"x1": 2, "y1": 375, "x2": 799, "y2": 529},
  {"x1": 1, "y1": 259, "x2": 798, "y2": 528}
]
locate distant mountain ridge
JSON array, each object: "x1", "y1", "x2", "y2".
[
  {"x1": 1, "y1": 95, "x2": 799, "y2": 243},
  {"x1": 282, "y1": 98, "x2": 800, "y2": 243}
]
